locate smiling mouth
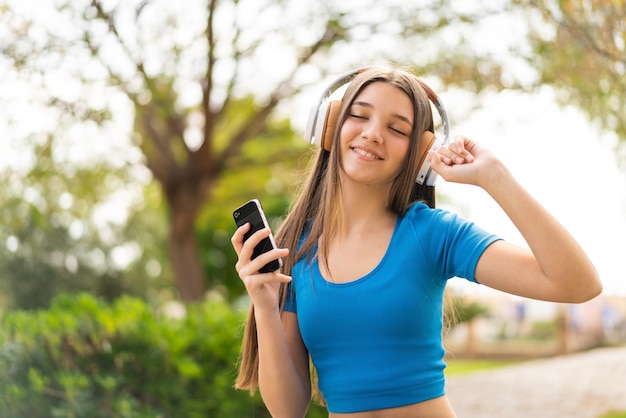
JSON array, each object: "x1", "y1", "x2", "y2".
[{"x1": 351, "y1": 147, "x2": 383, "y2": 160}]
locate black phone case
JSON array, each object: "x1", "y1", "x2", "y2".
[{"x1": 233, "y1": 199, "x2": 282, "y2": 273}]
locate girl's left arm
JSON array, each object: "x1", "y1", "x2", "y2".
[{"x1": 429, "y1": 136, "x2": 602, "y2": 303}]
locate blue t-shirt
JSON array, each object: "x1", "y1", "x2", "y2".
[{"x1": 283, "y1": 202, "x2": 501, "y2": 413}]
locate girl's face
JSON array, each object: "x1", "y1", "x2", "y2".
[{"x1": 339, "y1": 81, "x2": 413, "y2": 189}]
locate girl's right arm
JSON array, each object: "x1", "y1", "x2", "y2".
[
  {"x1": 256, "y1": 310, "x2": 311, "y2": 418},
  {"x1": 232, "y1": 224, "x2": 312, "y2": 418}
]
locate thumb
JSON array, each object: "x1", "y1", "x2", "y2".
[
  {"x1": 427, "y1": 149, "x2": 455, "y2": 181},
  {"x1": 427, "y1": 149, "x2": 445, "y2": 172}
]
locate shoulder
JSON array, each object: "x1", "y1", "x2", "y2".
[
  {"x1": 401, "y1": 201, "x2": 497, "y2": 247},
  {"x1": 403, "y1": 201, "x2": 459, "y2": 230},
  {"x1": 401, "y1": 202, "x2": 502, "y2": 281},
  {"x1": 396, "y1": 202, "x2": 458, "y2": 257}
]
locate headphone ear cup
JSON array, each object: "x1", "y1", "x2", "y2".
[
  {"x1": 417, "y1": 131, "x2": 436, "y2": 170},
  {"x1": 320, "y1": 100, "x2": 342, "y2": 151},
  {"x1": 415, "y1": 131, "x2": 438, "y2": 185}
]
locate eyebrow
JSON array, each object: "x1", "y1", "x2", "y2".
[{"x1": 351, "y1": 101, "x2": 413, "y2": 126}]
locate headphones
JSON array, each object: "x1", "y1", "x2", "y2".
[{"x1": 304, "y1": 68, "x2": 451, "y2": 186}]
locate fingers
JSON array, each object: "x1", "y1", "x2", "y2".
[
  {"x1": 232, "y1": 223, "x2": 289, "y2": 276},
  {"x1": 427, "y1": 149, "x2": 451, "y2": 177},
  {"x1": 429, "y1": 135, "x2": 501, "y2": 187},
  {"x1": 231, "y1": 222, "x2": 251, "y2": 255},
  {"x1": 428, "y1": 135, "x2": 476, "y2": 184},
  {"x1": 236, "y1": 246, "x2": 289, "y2": 277},
  {"x1": 230, "y1": 222, "x2": 291, "y2": 313},
  {"x1": 241, "y1": 271, "x2": 292, "y2": 291},
  {"x1": 436, "y1": 135, "x2": 475, "y2": 166}
]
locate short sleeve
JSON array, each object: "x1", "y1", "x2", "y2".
[{"x1": 407, "y1": 202, "x2": 501, "y2": 283}]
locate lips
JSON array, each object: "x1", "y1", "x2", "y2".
[{"x1": 351, "y1": 146, "x2": 383, "y2": 160}]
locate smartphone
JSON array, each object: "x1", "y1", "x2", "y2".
[{"x1": 233, "y1": 199, "x2": 283, "y2": 273}]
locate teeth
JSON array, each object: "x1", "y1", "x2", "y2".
[{"x1": 353, "y1": 147, "x2": 380, "y2": 160}]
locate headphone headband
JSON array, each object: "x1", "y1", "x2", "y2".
[{"x1": 304, "y1": 68, "x2": 451, "y2": 186}]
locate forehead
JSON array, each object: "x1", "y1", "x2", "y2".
[{"x1": 352, "y1": 81, "x2": 413, "y2": 122}]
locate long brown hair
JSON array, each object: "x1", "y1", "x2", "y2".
[{"x1": 235, "y1": 67, "x2": 437, "y2": 393}]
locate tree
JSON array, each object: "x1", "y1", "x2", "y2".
[
  {"x1": 514, "y1": 0, "x2": 626, "y2": 158},
  {"x1": 1, "y1": 0, "x2": 509, "y2": 302}
]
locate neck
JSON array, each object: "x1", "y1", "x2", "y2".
[{"x1": 338, "y1": 180, "x2": 395, "y2": 233}]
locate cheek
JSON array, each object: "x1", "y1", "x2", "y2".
[
  {"x1": 339, "y1": 120, "x2": 358, "y2": 142},
  {"x1": 337, "y1": 127, "x2": 358, "y2": 159},
  {"x1": 393, "y1": 139, "x2": 411, "y2": 161},
  {"x1": 391, "y1": 142, "x2": 413, "y2": 176}
]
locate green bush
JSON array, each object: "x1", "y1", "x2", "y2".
[{"x1": 0, "y1": 293, "x2": 271, "y2": 418}]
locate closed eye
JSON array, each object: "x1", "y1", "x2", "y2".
[{"x1": 390, "y1": 126, "x2": 408, "y2": 136}]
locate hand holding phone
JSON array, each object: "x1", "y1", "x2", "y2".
[{"x1": 233, "y1": 199, "x2": 283, "y2": 273}]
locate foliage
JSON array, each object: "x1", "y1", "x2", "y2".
[
  {"x1": 513, "y1": 0, "x2": 626, "y2": 158},
  {"x1": 0, "y1": 293, "x2": 272, "y2": 417},
  {"x1": 0, "y1": 97, "x2": 303, "y2": 310},
  {"x1": 196, "y1": 115, "x2": 312, "y2": 300},
  {"x1": 0, "y1": 135, "x2": 172, "y2": 310}
]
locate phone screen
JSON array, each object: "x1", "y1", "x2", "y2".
[{"x1": 233, "y1": 199, "x2": 283, "y2": 273}]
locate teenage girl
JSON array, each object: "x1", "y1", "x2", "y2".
[{"x1": 231, "y1": 67, "x2": 601, "y2": 418}]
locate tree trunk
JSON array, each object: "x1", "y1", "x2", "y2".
[
  {"x1": 166, "y1": 183, "x2": 208, "y2": 302},
  {"x1": 168, "y1": 221, "x2": 206, "y2": 302}
]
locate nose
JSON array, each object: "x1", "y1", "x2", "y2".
[{"x1": 361, "y1": 119, "x2": 384, "y2": 144}]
